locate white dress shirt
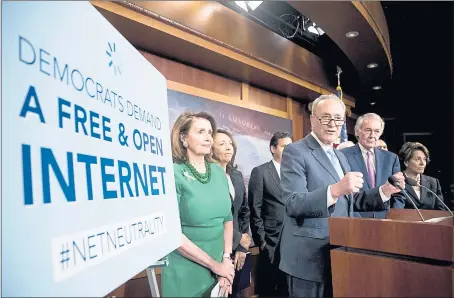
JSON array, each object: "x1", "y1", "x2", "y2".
[
  {"x1": 358, "y1": 143, "x2": 391, "y2": 201},
  {"x1": 226, "y1": 174, "x2": 235, "y2": 200},
  {"x1": 272, "y1": 158, "x2": 281, "y2": 179},
  {"x1": 407, "y1": 173, "x2": 421, "y2": 200},
  {"x1": 358, "y1": 143, "x2": 376, "y2": 171},
  {"x1": 310, "y1": 132, "x2": 343, "y2": 207}
]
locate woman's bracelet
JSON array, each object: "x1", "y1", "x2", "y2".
[{"x1": 222, "y1": 252, "x2": 232, "y2": 259}]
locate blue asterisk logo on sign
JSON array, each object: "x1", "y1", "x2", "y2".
[{"x1": 106, "y1": 42, "x2": 121, "y2": 75}]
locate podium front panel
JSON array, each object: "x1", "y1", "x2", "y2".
[{"x1": 331, "y1": 248, "x2": 453, "y2": 297}]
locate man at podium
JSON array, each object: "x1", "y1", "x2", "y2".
[{"x1": 278, "y1": 94, "x2": 405, "y2": 298}]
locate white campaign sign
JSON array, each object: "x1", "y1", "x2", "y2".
[{"x1": 2, "y1": 2, "x2": 181, "y2": 296}]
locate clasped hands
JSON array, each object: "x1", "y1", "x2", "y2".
[
  {"x1": 214, "y1": 233, "x2": 251, "y2": 297},
  {"x1": 216, "y1": 258, "x2": 234, "y2": 297}
]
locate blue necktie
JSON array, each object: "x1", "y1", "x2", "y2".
[
  {"x1": 326, "y1": 148, "x2": 344, "y2": 180},
  {"x1": 326, "y1": 148, "x2": 350, "y2": 216}
]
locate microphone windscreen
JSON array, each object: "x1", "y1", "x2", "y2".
[
  {"x1": 405, "y1": 176, "x2": 418, "y2": 186},
  {"x1": 387, "y1": 176, "x2": 398, "y2": 186}
]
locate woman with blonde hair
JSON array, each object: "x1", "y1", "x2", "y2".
[
  {"x1": 212, "y1": 129, "x2": 251, "y2": 297},
  {"x1": 162, "y1": 112, "x2": 234, "y2": 297}
]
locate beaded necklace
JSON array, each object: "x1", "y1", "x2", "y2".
[{"x1": 185, "y1": 160, "x2": 211, "y2": 184}]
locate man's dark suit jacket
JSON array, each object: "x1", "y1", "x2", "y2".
[
  {"x1": 392, "y1": 174, "x2": 445, "y2": 210},
  {"x1": 248, "y1": 160, "x2": 284, "y2": 261},
  {"x1": 229, "y1": 169, "x2": 250, "y2": 252},
  {"x1": 279, "y1": 134, "x2": 387, "y2": 284},
  {"x1": 340, "y1": 144, "x2": 403, "y2": 218}
]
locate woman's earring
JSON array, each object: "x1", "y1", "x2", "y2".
[
  {"x1": 183, "y1": 141, "x2": 188, "y2": 148},
  {"x1": 404, "y1": 162, "x2": 408, "y2": 167}
]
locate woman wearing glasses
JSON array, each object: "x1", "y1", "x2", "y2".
[{"x1": 392, "y1": 142, "x2": 446, "y2": 210}]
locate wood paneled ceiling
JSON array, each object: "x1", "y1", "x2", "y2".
[
  {"x1": 93, "y1": 1, "x2": 392, "y2": 105},
  {"x1": 290, "y1": 1, "x2": 392, "y2": 91}
]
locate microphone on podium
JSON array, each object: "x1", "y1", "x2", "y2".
[
  {"x1": 388, "y1": 176, "x2": 425, "y2": 222},
  {"x1": 404, "y1": 177, "x2": 454, "y2": 216}
]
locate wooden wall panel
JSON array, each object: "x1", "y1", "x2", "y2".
[
  {"x1": 140, "y1": 50, "x2": 301, "y2": 123},
  {"x1": 290, "y1": 100, "x2": 304, "y2": 141},
  {"x1": 302, "y1": 104, "x2": 312, "y2": 138},
  {"x1": 141, "y1": 51, "x2": 242, "y2": 101},
  {"x1": 346, "y1": 117, "x2": 356, "y2": 135},
  {"x1": 248, "y1": 85, "x2": 288, "y2": 112}
]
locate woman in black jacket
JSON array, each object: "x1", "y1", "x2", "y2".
[
  {"x1": 212, "y1": 129, "x2": 251, "y2": 297},
  {"x1": 392, "y1": 142, "x2": 446, "y2": 210}
]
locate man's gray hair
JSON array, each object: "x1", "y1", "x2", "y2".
[
  {"x1": 311, "y1": 94, "x2": 346, "y2": 115},
  {"x1": 354, "y1": 113, "x2": 385, "y2": 135}
]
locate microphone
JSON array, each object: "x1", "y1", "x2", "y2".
[
  {"x1": 388, "y1": 176, "x2": 425, "y2": 222},
  {"x1": 405, "y1": 177, "x2": 454, "y2": 216}
]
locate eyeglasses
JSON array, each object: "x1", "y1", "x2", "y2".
[{"x1": 316, "y1": 115, "x2": 345, "y2": 126}]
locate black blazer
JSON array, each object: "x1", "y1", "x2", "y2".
[
  {"x1": 229, "y1": 169, "x2": 250, "y2": 252},
  {"x1": 248, "y1": 160, "x2": 284, "y2": 251},
  {"x1": 392, "y1": 174, "x2": 445, "y2": 210}
]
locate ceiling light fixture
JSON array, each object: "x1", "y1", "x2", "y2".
[
  {"x1": 370, "y1": 102, "x2": 376, "y2": 106},
  {"x1": 367, "y1": 63, "x2": 378, "y2": 69},
  {"x1": 246, "y1": 1, "x2": 263, "y2": 11},
  {"x1": 306, "y1": 22, "x2": 325, "y2": 36},
  {"x1": 372, "y1": 86, "x2": 382, "y2": 90},
  {"x1": 345, "y1": 31, "x2": 359, "y2": 38},
  {"x1": 316, "y1": 27, "x2": 325, "y2": 35},
  {"x1": 235, "y1": 1, "x2": 263, "y2": 12},
  {"x1": 308, "y1": 24, "x2": 319, "y2": 35},
  {"x1": 235, "y1": 1, "x2": 249, "y2": 11}
]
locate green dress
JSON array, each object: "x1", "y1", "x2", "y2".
[{"x1": 162, "y1": 162, "x2": 233, "y2": 297}]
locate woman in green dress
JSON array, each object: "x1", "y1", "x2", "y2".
[{"x1": 162, "y1": 112, "x2": 235, "y2": 297}]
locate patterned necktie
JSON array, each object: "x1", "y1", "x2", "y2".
[
  {"x1": 366, "y1": 151, "x2": 376, "y2": 188},
  {"x1": 326, "y1": 148, "x2": 344, "y2": 180}
]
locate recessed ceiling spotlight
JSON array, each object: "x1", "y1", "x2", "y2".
[
  {"x1": 235, "y1": 1, "x2": 262, "y2": 11},
  {"x1": 367, "y1": 63, "x2": 378, "y2": 69},
  {"x1": 372, "y1": 86, "x2": 382, "y2": 90},
  {"x1": 370, "y1": 102, "x2": 376, "y2": 106},
  {"x1": 246, "y1": 1, "x2": 263, "y2": 11},
  {"x1": 235, "y1": 1, "x2": 249, "y2": 11},
  {"x1": 345, "y1": 31, "x2": 359, "y2": 38}
]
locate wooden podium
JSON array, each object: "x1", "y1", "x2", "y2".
[{"x1": 329, "y1": 209, "x2": 453, "y2": 297}]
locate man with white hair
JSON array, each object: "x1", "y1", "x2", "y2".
[
  {"x1": 278, "y1": 95, "x2": 405, "y2": 297},
  {"x1": 340, "y1": 113, "x2": 405, "y2": 218}
]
